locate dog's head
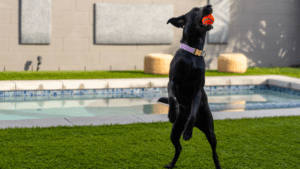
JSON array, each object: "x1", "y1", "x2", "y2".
[{"x1": 167, "y1": 4, "x2": 214, "y2": 32}]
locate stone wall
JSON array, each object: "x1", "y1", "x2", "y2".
[{"x1": 0, "y1": 0, "x2": 299, "y2": 72}]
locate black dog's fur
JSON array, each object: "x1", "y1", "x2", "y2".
[{"x1": 158, "y1": 5, "x2": 222, "y2": 169}]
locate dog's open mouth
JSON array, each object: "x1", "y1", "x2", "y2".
[
  {"x1": 199, "y1": 14, "x2": 204, "y2": 24},
  {"x1": 200, "y1": 16, "x2": 206, "y2": 25}
]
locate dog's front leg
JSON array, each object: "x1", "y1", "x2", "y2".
[
  {"x1": 168, "y1": 81, "x2": 179, "y2": 123},
  {"x1": 182, "y1": 90, "x2": 202, "y2": 141}
]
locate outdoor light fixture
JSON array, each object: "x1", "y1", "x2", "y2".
[{"x1": 37, "y1": 56, "x2": 42, "y2": 71}]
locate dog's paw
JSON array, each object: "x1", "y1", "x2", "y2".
[
  {"x1": 168, "y1": 112, "x2": 177, "y2": 123},
  {"x1": 182, "y1": 129, "x2": 193, "y2": 141},
  {"x1": 169, "y1": 116, "x2": 176, "y2": 123},
  {"x1": 165, "y1": 164, "x2": 176, "y2": 168}
]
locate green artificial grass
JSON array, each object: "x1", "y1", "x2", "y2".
[
  {"x1": 0, "y1": 67, "x2": 300, "y2": 81},
  {"x1": 1, "y1": 67, "x2": 300, "y2": 168},
  {"x1": 0, "y1": 116, "x2": 299, "y2": 168}
]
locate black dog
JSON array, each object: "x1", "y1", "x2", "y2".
[{"x1": 158, "y1": 4, "x2": 222, "y2": 169}]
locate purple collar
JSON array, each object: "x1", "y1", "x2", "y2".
[{"x1": 180, "y1": 43, "x2": 206, "y2": 57}]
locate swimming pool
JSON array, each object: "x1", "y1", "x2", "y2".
[{"x1": 1, "y1": 85, "x2": 300, "y2": 120}]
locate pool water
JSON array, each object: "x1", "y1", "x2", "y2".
[{"x1": 1, "y1": 85, "x2": 300, "y2": 120}]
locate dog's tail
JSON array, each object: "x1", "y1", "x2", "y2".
[{"x1": 157, "y1": 97, "x2": 169, "y2": 104}]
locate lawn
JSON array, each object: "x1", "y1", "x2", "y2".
[
  {"x1": 0, "y1": 67, "x2": 300, "y2": 168},
  {"x1": 0, "y1": 67, "x2": 300, "y2": 80},
  {"x1": 0, "y1": 116, "x2": 299, "y2": 168}
]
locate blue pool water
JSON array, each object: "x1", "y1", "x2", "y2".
[{"x1": 1, "y1": 85, "x2": 300, "y2": 120}]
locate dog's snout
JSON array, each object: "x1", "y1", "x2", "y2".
[
  {"x1": 203, "y1": 5, "x2": 213, "y2": 14},
  {"x1": 206, "y1": 4, "x2": 212, "y2": 8}
]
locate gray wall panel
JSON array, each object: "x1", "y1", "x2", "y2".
[
  {"x1": 297, "y1": 0, "x2": 300, "y2": 66},
  {"x1": 21, "y1": 0, "x2": 51, "y2": 44},
  {"x1": 95, "y1": 3, "x2": 173, "y2": 45},
  {"x1": 208, "y1": 0, "x2": 230, "y2": 44}
]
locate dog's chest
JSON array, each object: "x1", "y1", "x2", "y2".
[
  {"x1": 178, "y1": 58, "x2": 205, "y2": 89},
  {"x1": 187, "y1": 57, "x2": 205, "y2": 79},
  {"x1": 170, "y1": 53, "x2": 205, "y2": 87},
  {"x1": 190, "y1": 56, "x2": 205, "y2": 69}
]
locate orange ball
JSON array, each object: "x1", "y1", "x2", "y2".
[{"x1": 202, "y1": 14, "x2": 214, "y2": 25}]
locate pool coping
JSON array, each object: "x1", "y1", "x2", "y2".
[
  {"x1": 1, "y1": 75, "x2": 300, "y2": 129},
  {"x1": 1, "y1": 75, "x2": 300, "y2": 91},
  {"x1": 1, "y1": 108, "x2": 300, "y2": 130}
]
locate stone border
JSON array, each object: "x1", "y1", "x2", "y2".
[
  {"x1": 1, "y1": 108, "x2": 300, "y2": 129},
  {"x1": 0, "y1": 75, "x2": 300, "y2": 91}
]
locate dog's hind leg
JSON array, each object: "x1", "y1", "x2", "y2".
[
  {"x1": 165, "y1": 111, "x2": 187, "y2": 168},
  {"x1": 201, "y1": 126, "x2": 221, "y2": 169},
  {"x1": 196, "y1": 103, "x2": 222, "y2": 169}
]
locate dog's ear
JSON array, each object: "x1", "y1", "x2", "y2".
[{"x1": 167, "y1": 15, "x2": 186, "y2": 28}]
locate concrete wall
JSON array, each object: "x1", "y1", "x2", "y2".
[
  {"x1": 0, "y1": 0, "x2": 299, "y2": 72},
  {"x1": 209, "y1": 0, "x2": 300, "y2": 69}
]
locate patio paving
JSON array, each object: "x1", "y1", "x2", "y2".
[{"x1": 0, "y1": 107, "x2": 300, "y2": 129}]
